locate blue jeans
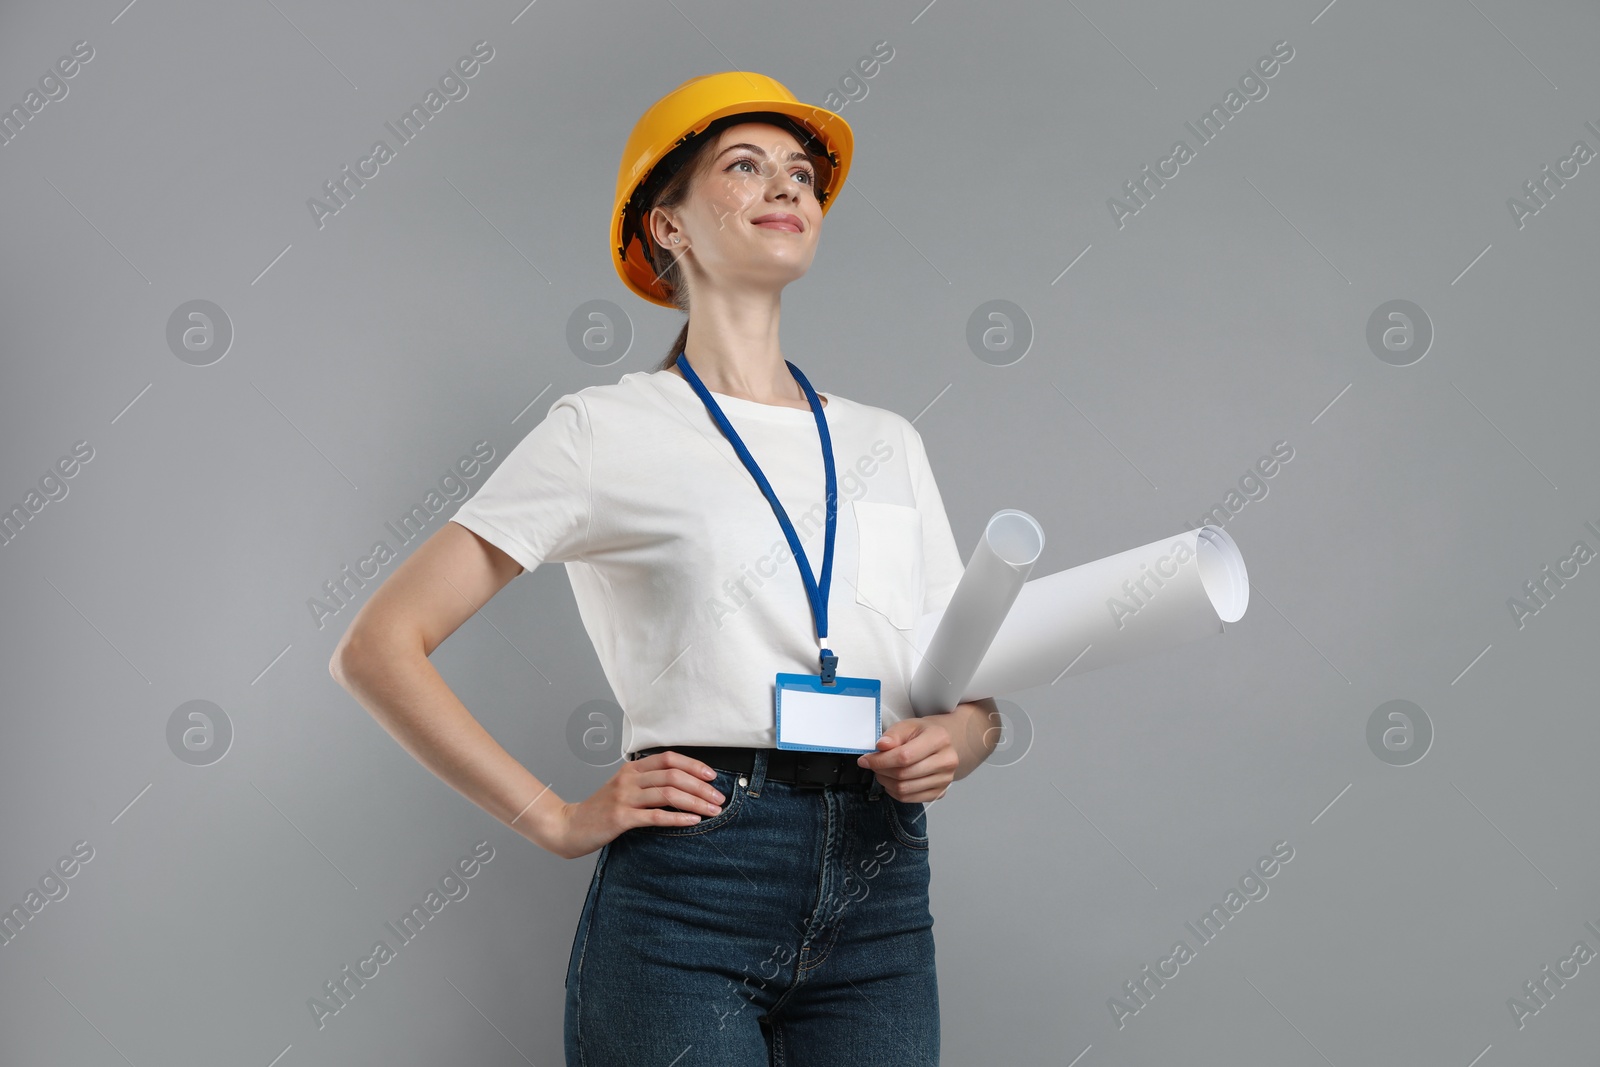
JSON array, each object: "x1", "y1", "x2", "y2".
[{"x1": 564, "y1": 748, "x2": 940, "y2": 1065}]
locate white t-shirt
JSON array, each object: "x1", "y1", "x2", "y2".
[{"x1": 448, "y1": 367, "x2": 965, "y2": 754}]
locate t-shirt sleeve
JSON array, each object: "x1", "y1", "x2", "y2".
[
  {"x1": 905, "y1": 421, "x2": 965, "y2": 617},
  {"x1": 449, "y1": 392, "x2": 593, "y2": 573}
]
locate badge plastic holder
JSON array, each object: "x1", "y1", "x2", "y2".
[{"x1": 774, "y1": 672, "x2": 882, "y2": 754}]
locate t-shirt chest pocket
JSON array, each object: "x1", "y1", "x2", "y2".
[{"x1": 850, "y1": 499, "x2": 924, "y2": 631}]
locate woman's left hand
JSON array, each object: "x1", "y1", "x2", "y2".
[{"x1": 856, "y1": 715, "x2": 961, "y2": 803}]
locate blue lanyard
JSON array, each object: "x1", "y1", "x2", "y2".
[{"x1": 674, "y1": 352, "x2": 840, "y2": 684}]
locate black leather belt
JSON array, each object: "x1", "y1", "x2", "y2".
[{"x1": 628, "y1": 745, "x2": 875, "y2": 788}]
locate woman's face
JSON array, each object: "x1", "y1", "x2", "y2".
[{"x1": 651, "y1": 120, "x2": 825, "y2": 299}]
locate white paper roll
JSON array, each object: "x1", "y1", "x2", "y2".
[
  {"x1": 910, "y1": 525, "x2": 1249, "y2": 714},
  {"x1": 907, "y1": 509, "x2": 1045, "y2": 716}
]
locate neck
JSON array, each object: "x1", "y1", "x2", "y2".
[{"x1": 672, "y1": 287, "x2": 807, "y2": 405}]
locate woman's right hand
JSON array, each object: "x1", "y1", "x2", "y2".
[{"x1": 542, "y1": 750, "x2": 729, "y2": 859}]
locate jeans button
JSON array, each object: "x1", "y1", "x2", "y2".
[{"x1": 738, "y1": 776, "x2": 748, "y2": 788}]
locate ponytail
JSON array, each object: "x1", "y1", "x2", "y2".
[{"x1": 658, "y1": 320, "x2": 689, "y2": 372}]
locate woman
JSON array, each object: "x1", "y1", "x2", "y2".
[{"x1": 330, "y1": 71, "x2": 1002, "y2": 1065}]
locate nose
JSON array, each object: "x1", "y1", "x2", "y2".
[{"x1": 762, "y1": 166, "x2": 796, "y2": 202}]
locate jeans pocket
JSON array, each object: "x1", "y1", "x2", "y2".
[
  {"x1": 852, "y1": 499, "x2": 924, "y2": 630},
  {"x1": 635, "y1": 768, "x2": 746, "y2": 837},
  {"x1": 883, "y1": 796, "x2": 930, "y2": 849}
]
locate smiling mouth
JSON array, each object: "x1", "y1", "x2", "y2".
[{"x1": 752, "y1": 217, "x2": 802, "y2": 233}]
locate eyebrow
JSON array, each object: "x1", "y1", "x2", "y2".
[{"x1": 715, "y1": 143, "x2": 814, "y2": 164}]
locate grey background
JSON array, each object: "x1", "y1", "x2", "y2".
[{"x1": 2, "y1": 0, "x2": 1598, "y2": 1064}]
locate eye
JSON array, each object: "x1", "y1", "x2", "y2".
[{"x1": 729, "y1": 157, "x2": 816, "y2": 185}]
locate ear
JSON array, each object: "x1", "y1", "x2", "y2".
[{"x1": 648, "y1": 206, "x2": 682, "y2": 251}]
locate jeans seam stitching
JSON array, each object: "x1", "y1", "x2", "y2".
[{"x1": 570, "y1": 845, "x2": 609, "y2": 1067}]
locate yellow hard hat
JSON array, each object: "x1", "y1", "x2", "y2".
[{"x1": 612, "y1": 71, "x2": 854, "y2": 308}]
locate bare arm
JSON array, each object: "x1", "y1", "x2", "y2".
[
  {"x1": 947, "y1": 697, "x2": 1003, "y2": 781},
  {"x1": 328, "y1": 521, "x2": 726, "y2": 859},
  {"x1": 328, "y1": 521, "x2": 571, "y2": 847}
]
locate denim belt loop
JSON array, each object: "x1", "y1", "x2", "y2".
[
  {"x1": 867, "y1": 770, "x2": 884, "y2": 800},
  {"x1": 746, "y1": 748, "x2": 768, "y2": 798}
]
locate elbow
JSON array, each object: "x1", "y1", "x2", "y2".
[
  {"x1": 330, "y1": 624, "x2": 418, "y2": 689},
  {"x1": 328, "y1": 631, "x2": 369, "y2": 689},
  {"x1": 328, "y1": 644, "x2": 351, "y2": 688}
]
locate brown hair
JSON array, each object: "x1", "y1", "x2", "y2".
[{"x1": 637, "y1": 112, "x2": 832, "y2": 372}]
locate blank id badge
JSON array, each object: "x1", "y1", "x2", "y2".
[{"x1": 774, "y1": 673, "x2": 882, "y2": 754}]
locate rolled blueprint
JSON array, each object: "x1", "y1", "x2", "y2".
[
  {"x1": 910, "y1": 525, "x2": 1249, "y2": 715},
  {"x1": 908, "y1": 509, "x2": 1045, "y2": 715}
]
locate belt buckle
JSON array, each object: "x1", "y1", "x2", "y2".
[
  {"x1": 786, "y1": 751, "x2": 822, "y2": 788},
  {"x1": 798, "y1": 752, "x2": 844, "y2": 788}
]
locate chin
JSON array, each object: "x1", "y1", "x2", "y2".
[
  {"x1": 735, "y1": 248, "x2": 811, "y2": 278},
  {"x1": 763, "y1": 264, "x2": 814, "y2": 290}
]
